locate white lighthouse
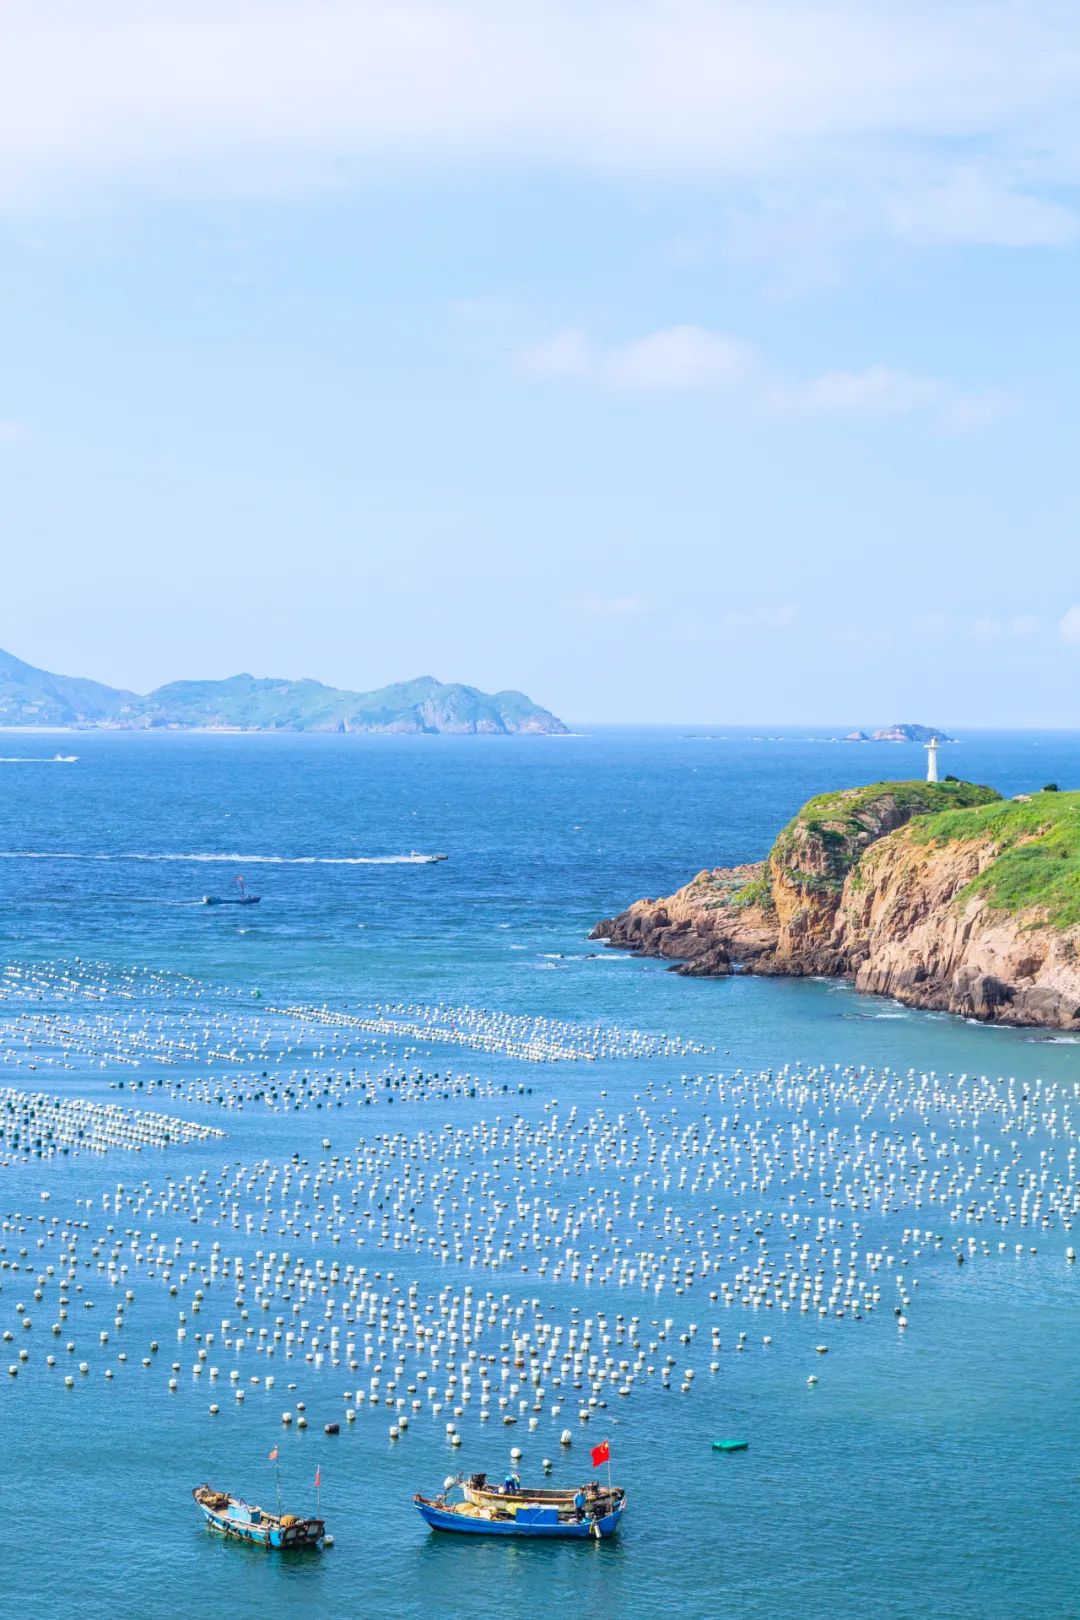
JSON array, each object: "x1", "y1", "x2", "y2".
[{"x1": 925, "y1": 736, "x2": 940, "y2": 783}]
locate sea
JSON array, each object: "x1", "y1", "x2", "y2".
[{"x1": 0, "y1": 727, "x2": 1077, "y2": 1620}]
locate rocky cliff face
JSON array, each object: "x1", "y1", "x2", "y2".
[
  {"x1": 592, "y1": 780, "x2": 1080, "y2": 1029},
  {"x1": 830, "y1": 823, "x2": 1080, "y2": 1026},
  {"x1": 593, "y1": 864, "x2": 779, "y2": 977}
]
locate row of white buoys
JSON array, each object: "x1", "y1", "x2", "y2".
[
  {"x1": 2, "y1": 979, "x2": 1076, "y2": 1452},
  {"x1": 0, "y1": 1084, "x2": 223, "y2": 1163},
  {"x1": 1, "y1": 963, "x2": 708, "y2": 1123}
]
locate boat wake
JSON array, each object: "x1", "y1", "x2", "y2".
[
  {"x1": 0, "y1": 754, "x2": 78, "y2": 764},
  {"x1": 0, "y1": 851, "x2": 443, "y2": 865}
]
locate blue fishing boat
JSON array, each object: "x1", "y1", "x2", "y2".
[
  {"x1": 192, "y1": 1484, "x2": 325, "y2": 1548},
  {"x1": 202, "y1": 875, "x2": 261, "y2": 906},
  {"x1": 461, "y1": 1472, "x2": 625, "y2": 1516},
  {"x1": 414, "y1": 1489, "x2": 625, "y2": 1539}
]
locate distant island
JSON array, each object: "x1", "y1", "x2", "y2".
[
  {"x1": 843, "y1": 724, "x2": 956, "y2": 743},
  {"x1": 0, "y1": 646, "x2": 568, "y2": 735},
  {"x1": 593, "y1": 779, "x2": 1080, "y2": 1031}
]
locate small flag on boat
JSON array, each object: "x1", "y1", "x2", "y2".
[
  {"x1": 268, "y1": 1446, "x2": 279, "y2": 1462},
  {"x1": 591, "y1": 1440, "x2": 610, "y2": 1468},
  {"x1": 314, "y1": 1466, "x2": 321, "y2": 1489}
]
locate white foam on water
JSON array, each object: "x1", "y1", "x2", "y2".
[{"x1": 0, "y1": 850, "x2": 440, "y2": 865}]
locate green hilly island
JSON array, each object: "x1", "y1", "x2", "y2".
[{"x1": 0, "y1": 646, "x2": 567, "y2": 734}]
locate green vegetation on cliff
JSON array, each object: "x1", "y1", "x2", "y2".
[
  {"x1": 795, "y1": 778, "x2": 999, "y2": 832},
  {"x1": 911, "y1": 789, "x2": 1080, "y2": 926},
  {"x1": 770, "y1": 779, "x2": 1001, "y2": 895}
]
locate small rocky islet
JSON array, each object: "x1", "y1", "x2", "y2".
[{"x1": 593, "y1": 778, "x2": 1080, "y2": 1031}]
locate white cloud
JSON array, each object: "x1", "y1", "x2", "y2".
[
  {"x1": 1059, "y1": 606, "x2": 1080, "y2": 645},
  {"x1": 771, "y1": 365, "x2": 1011, "y2": 431},
  {"x1": 523, "y1": 325, "x2": 1006, "y2": 430},
  {"x1": 969, "y1": 614, "x2": 1040, "y2": 643},
  {"x1": 522, "y1": 326, "x2": 753, "y2": 393},
  {"x1": 0, "y1": 1, "x2": 1077, "y2": 252},
  {"x1": 885, "y1": 169, "x2": 1079, "y2": 249}
]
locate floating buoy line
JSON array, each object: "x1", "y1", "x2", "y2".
[{"x1": 0, "y1": 957, "x2": 1076, "y2": 1466}]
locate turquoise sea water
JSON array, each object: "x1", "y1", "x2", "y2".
[{"x1": 1, "y1": 728, "x2": 1078, "y2": 1619}]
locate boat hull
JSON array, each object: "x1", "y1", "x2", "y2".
[
  {"x1": 462, "y1": 1482, "x2": 624, "y2": 1514},
  {"x1": 414, "y1": 1496, "x2": 624, "y2": 1539},
  {"x1": 193, "y1": 1487, "x2": 323, "y2": 1548}
]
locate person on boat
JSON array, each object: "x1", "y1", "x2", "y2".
[
  {"x1": 503, "y1": 1470, "x2": 521, "y2": 1495},
  {"x1": 573, "y1": 1486, "x2": 587, "y2": 1522}
]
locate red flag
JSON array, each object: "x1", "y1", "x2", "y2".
[
  {"x1": 314, "y1": 1466, "x2": 321, "y2": 1489},
  {"x1": 268, "y1": 1446, "x2": 279, "y2": 1462},
  {"x1": 590, "y1": 1440, "x2": 610, "y2": 1469}
]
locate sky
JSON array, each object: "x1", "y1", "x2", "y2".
[{"x1": 2, "y1": 0, "x2": 1080, "y2": 725}]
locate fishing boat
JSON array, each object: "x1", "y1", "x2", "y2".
[
  {"x1": 414, "y1": 1483, "x2": 625, "y2": 1540},
  {"x1": 460, "y1": 1471, "x2": 625, "y2": 1515},
  {"x1": 202, "y1": 874, "x2": 261, "y2": 906},
  {"x1": 192, "y1": 1484, "x2": 325, "y2": 1548}
]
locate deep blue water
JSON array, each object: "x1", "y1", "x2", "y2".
[{"x1": 0, "y1": 728, "x2": 1078, "y2": 1619}]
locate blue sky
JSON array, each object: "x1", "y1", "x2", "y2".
[{"x1": 2, "y1": 0, "x2": 1080, "y2": 725}]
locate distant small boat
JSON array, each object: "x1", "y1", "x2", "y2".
[
  {"x1": 192, "y1": 1485, "x2": 324, "y2": 1548},
  {"x1": 410, "y1": 851, "x2": 448, "y2": 863},
  {"x1": 203, "y1": 874, "x2": 261, "y2": 906},
  {"x1": 414, "y1": 1486, "x2": 625, "y2": 1539},
  {"x1": 712, "y1": 1439, "x2": 749, "y2": 1453}
]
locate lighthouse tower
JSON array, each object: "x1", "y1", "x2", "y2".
[{"x1": 925, "y1": 736, "x2": 940, "y2": 783}]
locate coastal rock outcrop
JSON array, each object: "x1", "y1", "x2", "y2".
[{"x1": 593, "y1": 781, "x2": 1080, "y2": 1029}]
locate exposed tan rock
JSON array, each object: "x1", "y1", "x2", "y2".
[
  {"x1": 591, "y1": 864, "x2": 778, "y2": 976},
  {"x1": 592, "y1": 779, "x2": 1080, "y2": 1029}
]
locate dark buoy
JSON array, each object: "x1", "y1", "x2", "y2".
[{"x1": 324, "y1": 1422, "x2": 340, "y2": 1435}]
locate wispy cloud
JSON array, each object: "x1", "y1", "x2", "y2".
[
  {"x1": 1059, "y1": 606, "x2": 1080, "y2": 645},
  {"x1": 969, "y1": 614, "x2": 1040, "y2": 643},
  {"x1": 0, "y1": 420, "x2": 27, "y2": 445},
  {"x1": 522, "y1": 325, "x2": 1007, "y2": 431},
  {"x1": 769, "y1": 366, "x2": 1012, "y2": 431},
  {"x1": 0, "y1": 1, "x2": 1078, "y2": 255},
  {"x1": 522, "y1": 326, "x2": 754, "y2": 393},
  {"x1": 571, "y1": 595, "x2": 651, "y2": 619},
  {"x1": 722, "y1": 604, "x2": 798, "y2": 632}
]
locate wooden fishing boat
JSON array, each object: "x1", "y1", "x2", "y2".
[
  {"x1": 202, "y1": 875, "x2": 261, "y2": 906},
  {"x1": 192, "y1": 1484, "x2": 325, "y2": 1548},
  {"x1": 461, "y1": 1472, "x2": 625, "y2": 1515},
  {"x1": 414, "y1": 1489, "x2": 625, "y2": 1540}
]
